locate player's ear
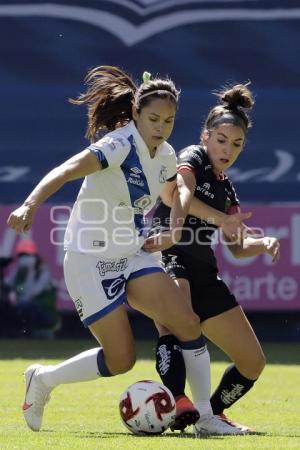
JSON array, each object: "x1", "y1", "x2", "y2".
[
  {"x1": 132, "y1": 104, "x2": 139, "y2": 121},
  {"x1": 202, "y1": 129, "x2": 210, "y2": 145}
]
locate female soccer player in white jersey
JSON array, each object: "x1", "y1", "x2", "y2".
[
  {"x1": 146, "y1": 83, "x2": 280, "y2": 435},
  {"x1": 5, "y1": 66, "x2": 212, "y2": 432}
]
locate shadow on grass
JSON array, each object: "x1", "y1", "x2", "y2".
[
  {"x1": 0, "y1": 339, "x2": 300, "y2": 365},
  {"x1": 40, "y1": 429, "x2": 300, "y2": 439}
]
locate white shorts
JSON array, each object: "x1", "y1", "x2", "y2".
[{"x1": 64, "y1": 250, "x2": 164, "y2": 327}]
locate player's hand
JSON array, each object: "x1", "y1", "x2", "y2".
[
  {"x1": 263, "y1": 236, "x2": 280, "y2": 263},
  {"x1": 143, "y1": 230, "x2": 181, "y2": 253},
  {"x1": 221, "y1": 211, "x2": 252, "y2": 245},
  {"x1": 7, "y1": 204, "x2": 36, "y2": 234}
]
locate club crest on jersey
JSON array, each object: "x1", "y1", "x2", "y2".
[
  {"x1": 159, "y1": 165, "x2": 168, "y2": 183},
  {"x1": 134, "y1": 195, "x2": 151, "y2": 213}
]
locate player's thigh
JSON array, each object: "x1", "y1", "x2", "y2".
[
  {"x1": 127, "y1": 272, "x2": 200, "y2": 341},
  {"x1": 155, "y1": 278, "x2": 192, "y2": 336},
  {"x1": 201, "y1": 306, "x2": 266, "y2": 379},
  {"x1": 89, "y1": 304, "x2": 136, "y2": 374}
]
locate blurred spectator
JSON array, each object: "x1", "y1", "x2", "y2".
[{"x1": 5, "y1": 239, "x2": 60, "y2": 338}]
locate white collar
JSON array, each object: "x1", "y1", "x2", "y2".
[{"x1": 127, "y1": 120, "x2": 148, "y2": 154}]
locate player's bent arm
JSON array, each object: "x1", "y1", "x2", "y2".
[
  {"x1": 189, "y1": 196, "x2": 226, "y2": 226},
  {"x1": 143, "y1": 173, "x2": 196, "y2": 252},
  {"x1": 162, "y1": 170, "x2": 232, "y2": 226},
  {"x1": 159, "y1": 178, "x2": 177, "y2": 207},
  {"x1": 169, "y1": 171, "x2": 196, "y2": 239},
  {"x1": 7, "y1": 149, "x2": 101, "y2": 233}
]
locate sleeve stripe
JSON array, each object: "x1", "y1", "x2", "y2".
[
  {"x1": 166, "y1": 173, "x2": 177, "y2": 182},
  {"x1": 178, "y1": 165, "x2": 196, "y2": 176},
  {"x1": 88, "y1": 147, "x2": 109, "y2": 169}
]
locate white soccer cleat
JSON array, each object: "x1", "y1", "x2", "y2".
[
  {"x1": 22, "y1": 364, "x2": 52, "y2": 431},
  {"x1": 194, "y1": 414, "x2": 245, "y2": 436},
  {"x1": 217, "y1": 413, "x2": 255, "y2": 433}
]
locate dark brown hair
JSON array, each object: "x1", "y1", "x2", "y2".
[
  {"x1": 202, "y1": 83, "x2": 255, "y2": 139},
  {"x1": 70, "y1": 65, "x2": 179, "y2": 142}
]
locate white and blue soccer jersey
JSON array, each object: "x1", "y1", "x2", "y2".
[{"x1": 64, "y1": 121, "x2": 176, "y2": 258}]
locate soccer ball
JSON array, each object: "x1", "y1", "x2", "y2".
[{"x1": 119, "y1": 380, "x2": 176, "y2": 435}]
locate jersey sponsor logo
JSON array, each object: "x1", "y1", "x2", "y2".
[
  {"x1": 99, "y1": 136, "x2": 127, "y2": 151},
  {"x1": 196, "y1": 182, "x2": 215, "y2": 199},
  {"x1": 159, "y1": 165, "x2": 168, "y2": 183},
  {"x1": 131, "y1": 167, "x2": 142, "y2": 176},
  {"x1": 102, "y1": 275, "x2": 126, "y2": 300},
  {"x1": 193, "y1": 154, "x2": 203, "y2": 164},
  {"x1": 114, "y1": 137, "x2": 126, "y2": 147},
  {"x1": 179, "y1": 150, "x2": 189, "y2": 159},
  {"x1": 96, "y1": 257, "x2": 128, "y2": 276},
  {"x1": 100, "y1": 136, "x2": 118, "y2": 151},
  {"x1": 127, "y1": 176, "x2": 145, "y2": 187}
]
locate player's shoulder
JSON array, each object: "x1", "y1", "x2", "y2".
[
  {"x1": 90, "y1": 124, "x2": 131, "y2": 153},
  {"x1": 177, "y1": 145, "x2": 208, "y2": 167},
  {"x1": 99, "y1": 127, "x2": 131, "y2": 152}
]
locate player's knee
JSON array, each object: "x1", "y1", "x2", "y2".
[
  {"x1": 176, "y1": 310, "x2": 201, "y2": 340},
  {"x1": 253, "y1": 350, "x2": 266, "y2": 377},
  {"x1": 237, "y1": 349, "x2": 266, "y2": 379},
  {"x1": 109, "y1": 353, "x2": 136, "y2": 375}
]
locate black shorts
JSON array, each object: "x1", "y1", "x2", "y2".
[{"x1": 162, "y1": 248, "x2": 239, "y2": 322}]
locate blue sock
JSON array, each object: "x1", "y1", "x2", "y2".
[{"x1": 97, "y1": 348, "x2": 112, "y2": 377}]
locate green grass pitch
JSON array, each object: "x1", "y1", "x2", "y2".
[{"x1": 0, "y1": 339, "x2": 299, "y2": 449}]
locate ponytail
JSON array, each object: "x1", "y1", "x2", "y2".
[
  {"x1": 70, "y1": 66, "x2": 180, "y2": 142},
  {"x1": 70, "y1": 66, "x2": 137, "y2": 142}
]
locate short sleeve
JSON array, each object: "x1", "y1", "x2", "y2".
[
  {"x1": 166, "y1": 152, "x2": 177, "y2": 182},
  {"x1": 87, "y1": 134, "x2": 130, "y2": 169},
  {"x1": 177, "y1": 145, "x2": 205, "y2": 177},
  {"x1": 161, "y1": 142, "x2": 177, "y2": 181}
]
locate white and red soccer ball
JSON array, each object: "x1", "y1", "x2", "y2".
[{"x1": 119, "y1": 380, "x2": 176, "y2": 435}]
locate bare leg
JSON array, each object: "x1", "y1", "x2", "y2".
[
  {"x1": 127, "y1": 272, "x2": 201, "y2": 341},
  {"x1": 89, "y1": 304, "x2": 136, "y2": 374},
  {"x1": 202, "y1": 306, "x2": 266, "y2": 416},
  {"x1": 201, "y1": 306, "x2": 266, "y2": 379}
]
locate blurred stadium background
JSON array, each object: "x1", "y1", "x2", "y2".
[{"x1": 0, "y1": 0, "x2": 299, "y2": 341}]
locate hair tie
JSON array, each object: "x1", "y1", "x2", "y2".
[{"x1": 142, "y1": 71, "x2": 151, "y2": 83}]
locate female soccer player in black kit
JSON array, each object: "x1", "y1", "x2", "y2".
[{"x1": 144, "y1": 83, "x2": 280, "y2": 435}]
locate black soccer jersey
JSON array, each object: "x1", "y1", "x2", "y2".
[{"x1": 152, "y1": 145, "x2": 240, "y2": 267}]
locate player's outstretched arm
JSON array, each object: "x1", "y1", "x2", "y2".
[
  {"x1": 7, "y1": 149, "x2": 101, "y2": 234},
  {"x1": 225, "y1": 235, "x2": 280, "y2": 263}
]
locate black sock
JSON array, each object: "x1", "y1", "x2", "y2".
[
  {"x1": 155, "y1": 334, "x2": 186, "y2": 398},
  {"x1": 210, "y1": 364, "x2": 256, "y2": 414}
]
